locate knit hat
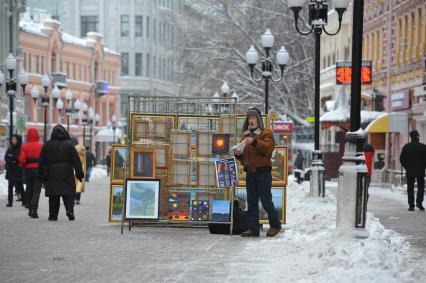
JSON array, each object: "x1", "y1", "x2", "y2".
[{"x1": 243, "y1": 107, "x2": 264, "y2": 132}]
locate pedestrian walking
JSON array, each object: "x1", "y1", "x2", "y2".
[
  {"x1": 85, "y1": 146, "x2": 96, "y2": 182},
  {"x1": 399, "y1": 130, "x2": 426, "y2": 211},
  {"x1": 106, "y1": 149, "x2": 111, "y2": 176},
  {"x1": 293, "y1": 149, "x2": 305, "y2": 184},
  {"x1": 4, "y1": 135, "x2": 25, "y2": 207},
  {"x1": 71, "y1": 138, "x2": 86, "y2": 205},
  {"x1": 19, "y1": 128, "x2": 43, "y2": 218},
  {"x1": 39, "y1": 125, "x2": 84, "y2": 221},
  {"x1": 233, "y1": 107, "x2": 281, "y2": 237}
]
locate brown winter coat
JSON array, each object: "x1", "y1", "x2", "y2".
[{"x1": 235, "y1": 128, "x2": 275, "y2": 173}]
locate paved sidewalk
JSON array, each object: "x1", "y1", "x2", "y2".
[{"x1": 368, "y1": 186, "x2": 426, "y2": 256}]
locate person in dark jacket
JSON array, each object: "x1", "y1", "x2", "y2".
[
  {"x1": 293, "y1": 149, "x2": 305, "y2": 184},
  {"x1": 399, "y1": 130, "x2": 426, "y2": 211},
  {"x1": 85, "y1": 146, "x2": 96, "y2": 182},
  {"x1": 19, "y1": 128, "x2": 43, "y2": 218},
  {"x1": 39, "y1": 125, "x2": 84, "y2": 220},
  {"x1": 233, "y1": 108, "x2": 281, "y2": 237},
  {"x1": 5, "y1": 135, "x2": 25, "y2": 207},
  {"x1": 106, "y1": 149, "x2": 111, "y2": 176}
]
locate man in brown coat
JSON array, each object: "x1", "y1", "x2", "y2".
[{"x1": 234, "y1": 108, "x2": 281, "y2": 237}]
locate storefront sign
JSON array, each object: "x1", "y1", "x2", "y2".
[
  {"x1": 272, "y1": 122, "x2": 293, "y2": 133},
  {"x1": 391, "y1": 91, "x2": 410, "y2": 110},
  {"x1": 336, "y1": 61, "x2": 372, "y2": 85}
]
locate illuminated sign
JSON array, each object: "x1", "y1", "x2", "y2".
[
  {"x1": 336, "y1": 61, "x2": 372, "y2": 85},
  {"x1": 272, "y1": 122, "x2": 293, "y2": 133}
]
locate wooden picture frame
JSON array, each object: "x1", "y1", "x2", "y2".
[
  {"x1": 125, "y1": 179, "x2": 160, "y2": 220},
  {"x1": 272, "y1": 146, "x2": 288, "y2": 187},
  {"x1": 196, "y1": 130, "x2": 214, "y2": 157},
  {"x1": 130, "y1": 146, "x2": 156, "y2": 179},
  {"x1": 170, "y1": 129, "x2": 192, "y2": 157},
  {"x1": 154, "y1": 143, "x2": 169, "y2": 168},
  {"x1": 109, "y1": 184, "x2": 124, "y2": 222},
  {"x1": 111, "y1": 144, "x2": 127, "y2": 184},
  {"x1": 170, "y1": 158, "x2": 192, "y2": 186},
  {"x1": 218, "y1": 114, "x2": 237, "y2": 134},
  {"x1": 235, "y1": 187, "x2": 286, "y2": 224},
  {"x1": 131, "y1": 114, "x2": 176, "y2": 143},
  {"x1": 197, "y1": 160, "x2": 216, "y2": 187}
]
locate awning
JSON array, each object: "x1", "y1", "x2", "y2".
[
  {"x1": 95, "y1": 127, "x2": 123, "y2": 142},
  {"x1": 364, "y1": 112, "x2": 408, "y2": 133}
]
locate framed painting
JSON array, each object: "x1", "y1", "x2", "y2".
[
  {"x1": 215, "y1": 157, "x2": 238, "y2": 188},
  {"x1": 131, "y1": 114, "x2": 153, "y2": 142},
  {"x1": 235, "y1": 187, "x2": 286, "y2": 224},
  {"x1": 109, "y1": 184, "x2": 124, "y2": 222},
  {"x1": 196, "y1": 130, "x2": 214, "y2": 157},
  {"x1": 111, "y1": 144, "x2": 127, "y2": 184},
  {"x1": 272, "y1": 146, "x2": 288, "y2": 186},
  {"x1": 154, "y1": 143, "x2": 169, "y2": 168},
  {"x1": 130, "y1": 146, "x2": 156, "y2": 179},
  {"x1": 197, "y1": 160, "x2": 216, "y2": 187},
  {"x1": 125, "y1": 179, "x2": 160, "y2": 220},
  {"x1": 170, "y1": 158, "x2": 192, "y2": 186},
  {"x1": 170, "y1": 129, "x2": 192, "y2": 157},
  {"x1": 131, "y1": 114, "x2": 176, "y2": 143}
]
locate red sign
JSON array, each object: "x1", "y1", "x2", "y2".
[
  {"x1": 336, "y1": 61, "x2": 372, "y2": 85},
  {"x1": 272, "y1": 122, "x2": 293, "y2": 133}
]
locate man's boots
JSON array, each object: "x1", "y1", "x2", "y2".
[{"x1": 28, "y1": 208, "x2": 39, "y2": 219}]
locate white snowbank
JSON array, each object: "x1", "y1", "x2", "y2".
[
  {"x1": 226, "y1": 178, "x2": 425, "y2": 282},
  {"x1": 0, "y1": 172, "x2": 7, "y2": 196}
]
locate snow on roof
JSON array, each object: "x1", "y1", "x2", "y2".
[
  {"x1": 104, "y1": 47, "x2": 120, "y2": 55},
  {"x1": 325, "y1": 100, "x2": 335, "y2": 112},
  {"x1": 19, "y1": 20, "x2": 46, "y2": 36},
  {"x1": 62, "y1": 32, "x2": 88, "y2": 47}
]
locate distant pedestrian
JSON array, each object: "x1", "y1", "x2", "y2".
[
  {"x1": 293, "y1": 149, "x2": 305, "y2": 184},
  {"x1": 233, "y1": 107, "x2": 281, "y2": 237},
  {"x1": 71, "y1": 138, "x2": 86, "y2": 205},
  {"x1": 106, "y1": 149, "x2": 111, "y2": 176},
  {"x1": 5, "y1": 135, "x2": 25, "y2": 207},
  {"x1": 85, "y1": 146, "x2": 96, "y2": 182},
  {"x1": 399, "y1": 130, "x2": 426, "y2": 211},
  {"x1": 39, "y1": 125, "x2": 84, "y2": 221},
  {"x1": 363, "y1": 141, "x2": 374, "y2": 203},
  {"x1": 19, "y1": 128, "x2": 43, "y2": 218}
]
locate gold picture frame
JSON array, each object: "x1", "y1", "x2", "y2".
[
  {"x1": 197, "y1": 160, "x2": 217, "y2": 187},
  {"x1": 131, "y1": 114, "x2": 176, "y2": 143},
  {"x1": 111, "y1": 144, "x2": 127, "y2": 184},
  {"x1": 170, "y1": 158, "x2": 192, "y2": 186},
  {"x1": 170, "y1": 129, "x2": 192, "y2": 158},
  {"x1": 272, "y1": 146, "x2": 288, "y2": 187},
  {"x1": 153, "y1": 143, "x2": 169, "y2": 168},
  {"x1": 177, "y1": 115, "x2": 218, "y2": 132},
  {"x1": 130, "y1": 146, "x2": 156, "y2": 179},
  {"x1": 109, "y1": 184, "x2": 124, "y2": 222}
]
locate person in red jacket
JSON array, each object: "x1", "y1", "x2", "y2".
[
  {"x1": 363, "y1": 141, "x2": 375, "y2": 201},
  {"x1": 19, "y1": 128, "x2": 43, "y2": 218}
]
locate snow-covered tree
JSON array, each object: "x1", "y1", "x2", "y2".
[{"x1": 178, "y1": 0, "x2": 315, "y2": 124}]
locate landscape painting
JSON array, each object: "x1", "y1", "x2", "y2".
[{"x1": 125, "y1": 179, "x2": 160, "y2": 219}]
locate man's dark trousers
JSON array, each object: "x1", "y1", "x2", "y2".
[
  {"x1": 25, "y1": 169, "x2": 41, "y2": 210},
  {"x1": 406, "y1": 175, "x2": 425, "y2": 208},
  {"x1": 49, "y1": 195, "x2": 75, "y2": 217},
  {"x1": 246, "y1": 170, "x2": 281, "y2": 233}
]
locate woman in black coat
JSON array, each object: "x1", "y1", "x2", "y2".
[
  {"x1": 39, "y1": 125, "x2": 84, "y2": 220},
  {"x1": 5, "y1": 135, "x2": 25, "y2": 207}
]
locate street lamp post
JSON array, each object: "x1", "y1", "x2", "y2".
[
  {"x1": 65, "y1": 89, "x2": 73, "y2": 131},
  {"x1": 245, "y1": 29, "x2": 290, "y2": 114},
  {"x1": 81, "y1": 102, "x2": 88, "y2": 147},
  {"x1": 289, "y1": 0, "x2": 350, "y2": 197},
  {"x1": 0, "y1": 54, "x2": 28, "y2": 143}
]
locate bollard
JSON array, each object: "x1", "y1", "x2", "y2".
[
  {"x1": 310, "y1": 150, "x2": 325, "y2": 197},
  {"x1": 335, "y1": 130, "x2": 369, "y2": 238}
]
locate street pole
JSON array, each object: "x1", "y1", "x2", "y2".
[
  {"x1": 83, "y1": 124, "x2": 86, "y2": 147},
  {"x1": 264, "y1": 77, "x2": 269, "y2": 115},
  {"x1": 9, "y1": 93, "x2": 13, "y2": 142},
  {"x1": 90, "y1": 122, "x2": 93, "y2": 151},
  {"x1": 44, "y1": 105, "x2": 48, "y2": 143},
  {"x1": 314, "y1": 30, "x2": 320, "y2": 151},
  {"x1": 336, "y1": 0, "x2": 369, "y2": 239}
]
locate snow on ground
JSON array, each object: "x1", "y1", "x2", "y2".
[
  {"x1": 0, "y1": 166, "x2": 107, "y2": 196},
  {"x1": 227, "y1": 176, "x2": 425, "y2": 282}
]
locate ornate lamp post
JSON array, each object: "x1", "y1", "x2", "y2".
[
  {"x1": 81, "y1": 102, "x2": 88, "y2": 147},
  {"x1": 0, "y1": 53, "x2": 28, "y2": 143},
  {"x1": 289, "y1": 0, "x2": 350, "y2": 197},
  {"x1": 245, "y1": 29, "x2": 290, "y2": 114},
  {"x1": 65, "y1": 89, "x2": 73, "y2": 131}
]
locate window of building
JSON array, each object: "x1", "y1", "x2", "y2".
[
  {"x1": 81, "y1": 15, "x2": 99, "y2": 37},
  {"x1": 135, "y1": 15, "x2": 143, "y2": 37},
  {"x1": 146, "y1": 53, "x2": 151, "y2": 77},
  {"x1": 121, "y1": 15, "x2": 130, "y2": 37},
  {"x1": 121, "y1": 52, "x2": 129, "y2": 75},
  {"x1": 121, "y1": 93, "x2": 128, "y2": 116},
  {"x1": 146, "y1": 16, "x2": 150, "y2": 38},
  {"x1": 135, "y1": 53, "x2": 143, "y2": 76},
  {"x1": 153, "y1": 19, "x2": 157, "y2": 41}
]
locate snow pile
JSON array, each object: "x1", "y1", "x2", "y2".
[
  {"x1": 0, "y1": 173, "x2": 7, "y2": 196},
  {"x1": 227, "y1": 179, "x2": 425, "y2": 282},
  {"x1": 89, "y1": 166, "x2": 108, "y2": 180}
]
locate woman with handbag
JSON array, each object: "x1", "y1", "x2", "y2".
[{"x1": 39, "y1": 125, "x2": 84, "y2": 221}]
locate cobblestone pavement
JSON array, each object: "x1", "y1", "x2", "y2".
[
  {"x1": 0, "y1": 178, "x2": 253, "y2": 283},
  {"x1": 368, "y1": 186, "x2": 426, "y2": 257}
]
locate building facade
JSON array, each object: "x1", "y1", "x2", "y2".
[
  {"x1": 19, "y1": 11, "x2": 120, "y2": 160},
  {"x1": 26, "y1": 0, "x2": 185, "y2": 118},
  {"x1": 320, "y1": 0, "x2": 426, "y2": 184}
]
